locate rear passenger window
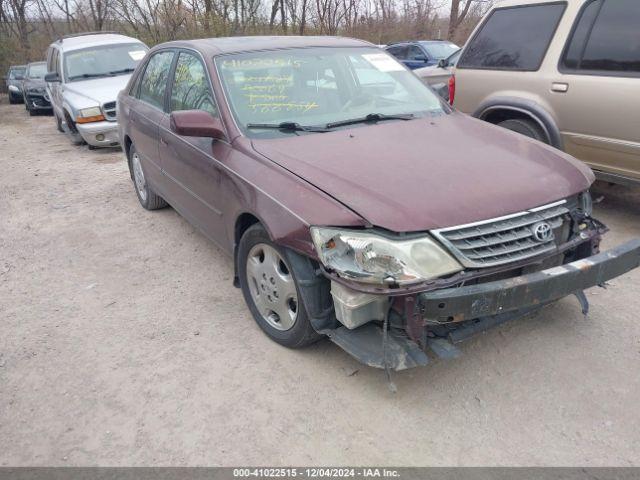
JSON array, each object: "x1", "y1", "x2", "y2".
[
  {"x1": 138, "y1": 51, "x2": 174, "y2": 110},
  {"x1": 458, "y1": 3, "x2": 566, "y2": 71},
  {"x1": 563, "y1": 0, "x2": 640, "y2": 74}
]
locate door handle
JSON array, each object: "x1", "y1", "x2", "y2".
[{"x1": 551, "y1": 82, "x2": 569, "y2": 93}]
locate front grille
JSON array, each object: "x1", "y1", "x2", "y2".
[
  {"x1": 103, "y1": 101, "x2": 116, "y2": 121},
  {"x1": 432, "y1": 200, "x2": 570, "y2": 268}
]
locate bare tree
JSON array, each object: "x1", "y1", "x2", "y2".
[{"x1": 447, "y1": 0, "x2": 490, "y2": 41}]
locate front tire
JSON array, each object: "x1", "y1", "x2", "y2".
[
  {"x1": 238, "y1": 223, "x2": 321, "y2": 348},
  {"x1": 54, "y1": 112, "x2": 64, "y2": 132},
  {"x1": 129, "y1": 144, "x2": 167, "y2": 210}
]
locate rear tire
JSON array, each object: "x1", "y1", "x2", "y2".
[
  {"x1": 129, "y1": 144, "x2": 168, "y2": 210},
  {"x1": 238, "y1": 223, "x2": 321, "y2": 348},
  {"x1": 497, "y1": 118, "x2": 547, "y2": 143}
]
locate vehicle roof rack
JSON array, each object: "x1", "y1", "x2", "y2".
[{"x1": 57, "y1": 31, "x2": 120, "y2": 42}]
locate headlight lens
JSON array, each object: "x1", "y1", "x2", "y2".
[
  {"x1": 78, "y1": 106, "x2": 102, "y2": 117},
  {"x1": 76, "y1": 106, "x2": 105, "y2": 123},
  {"x1": 310, "y1": 227, "x2": 463, "y2": 285}
]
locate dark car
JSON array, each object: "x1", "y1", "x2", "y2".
[
  {"x1": 117, "y1": 36, "x2": 640, "y2": 371},
  {"x1": 6, "y1": 65, "x2": 26, "y2": 104},
  {"x1": 21, "y1": 61, "x2": 52, "y2": 115},
  {"x1": 386, "y1": 40, "x2": 459, "y2": 69}
]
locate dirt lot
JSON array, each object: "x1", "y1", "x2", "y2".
[{"x1": 1, "y1": 99, "x2": 640, "y2": 467}]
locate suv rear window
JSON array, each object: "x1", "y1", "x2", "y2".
[
  {"x1": 562, "y1": 0, "x2": 640, "y2": 74},
  {"x1": 458, "y1": 3, "x2": 566, "y2": 71}
]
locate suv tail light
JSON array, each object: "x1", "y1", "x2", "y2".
[{"x1": 448, "y1": 75, "x2": 455, "y2": 105}]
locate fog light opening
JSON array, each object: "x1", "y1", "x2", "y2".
[{"x1": 95, "y1": 134, "x2": 105, "y2": 142}]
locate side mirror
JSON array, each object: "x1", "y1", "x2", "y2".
[
  {"x1": 45, "y1": 72, "x2": 60, "y2": 83},
  {"x1": 437, "y1": 59, "x2": 448, "y2": 69},
  {"x1": 170, "y1": 110, "x2": 225, "y2": 140}
]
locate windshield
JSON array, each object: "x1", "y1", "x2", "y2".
[
  {"x1": 216, "y1": 47, "x2": 447, "y2": 137},
  {"x1": 27, "y1": 63, "x2": 47, "y2": 79},
  {"x1": 420, "y1": 42, "x2": 460, "y2": 60},
  {"x1": 64, "y1": 43, "x2": 148, "y2": 82},
  {"x1": 9, "y1": 67, "x2": 25, "y2": 79}
]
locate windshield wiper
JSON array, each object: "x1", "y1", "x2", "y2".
[
  {"x1": 109, "y1": 68, "x2": 135, "y2": 75},
  {"x1": 246, "y1": 122, "x2": 329, "y2": 133},
  {"x1": 325, "y1": 113, "x2": 414, "y2": 129},
  {"x1": 68, "y1": 72, "x2": 112, "y2": 80}
]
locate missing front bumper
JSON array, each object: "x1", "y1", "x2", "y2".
[{"x1": 418, "y1": 239, "x2": 640, "y2": 324}]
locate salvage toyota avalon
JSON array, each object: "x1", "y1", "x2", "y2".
[{"x1": 117, "y1": 36, "x2": 640, "y2": 370}]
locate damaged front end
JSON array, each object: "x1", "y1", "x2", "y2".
[{"x1": 298, "y1": 195, "x2": 640, "y2": 371}]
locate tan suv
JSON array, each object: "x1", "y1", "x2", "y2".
[{"x1": 453, "y1": 0, "x2": 640, "y2": 186}]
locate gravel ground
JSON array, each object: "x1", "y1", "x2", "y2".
[{"x1": 1, "y1": 99, "x2": 640, "y2": 467}]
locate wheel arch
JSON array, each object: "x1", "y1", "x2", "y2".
[
  {"x1": 123, "y1": 135, "x2": 134, "y2": 179},
  {"x1": 233, "y1": 212, "x2": 266, "y2": 287},
  {"x1": 473, "y1": 97, "x2": 564, "y2": 150}
]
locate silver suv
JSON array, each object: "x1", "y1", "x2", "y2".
[{"x1": 45, "y1": 32, "x2": 148, "y2": 148}]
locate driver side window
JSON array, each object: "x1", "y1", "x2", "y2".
[{"x1": 170, "y1": 52, "x2": 218, "y2": 117}]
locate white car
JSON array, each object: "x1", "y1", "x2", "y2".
[{"x1": 45, "y1": 32, "x2": 148, "y2": 148}]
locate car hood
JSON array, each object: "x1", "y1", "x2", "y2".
[
  {"x1": 24, "y1": 77, "x2": 46, "y2": 89},
  {"x1": 63, "y1": 74, "x2": 132, "y2": 106},
  {"x1": 251, "y1": 112, "x2": 594, "y2": 232},
  {"x1": 414, "y1": 66, "x2": 451, "y2": 79},
  {"x1": 414, "y1": 65, "x2": 439, "y2": 74}
]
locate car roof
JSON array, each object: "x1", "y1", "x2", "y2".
[
  {"x1": 153, "y1": 36, "x2": 373, "y2": 56},
  {"x1": 55, "y1": 33, "x2": 145, "y2": 52},
  {"x1": 388, "y1": 40, "x2": 451, "y2": 46}
]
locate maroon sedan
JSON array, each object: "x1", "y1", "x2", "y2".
[{"x1": 117, "y1": 36, "x2": 640, "y2": 370}]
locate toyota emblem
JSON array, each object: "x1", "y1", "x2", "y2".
[{"x1": 531, "y1": 221, "x2": 553, "y2": 242}]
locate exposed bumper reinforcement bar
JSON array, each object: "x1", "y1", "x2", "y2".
[{"x1": 419, "y1": 239, "x2": 640, "y2": 324}]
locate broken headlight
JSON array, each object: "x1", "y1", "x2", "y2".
[{"x1": 310, "y1": 227, "x2": 463, "y2": 285}]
